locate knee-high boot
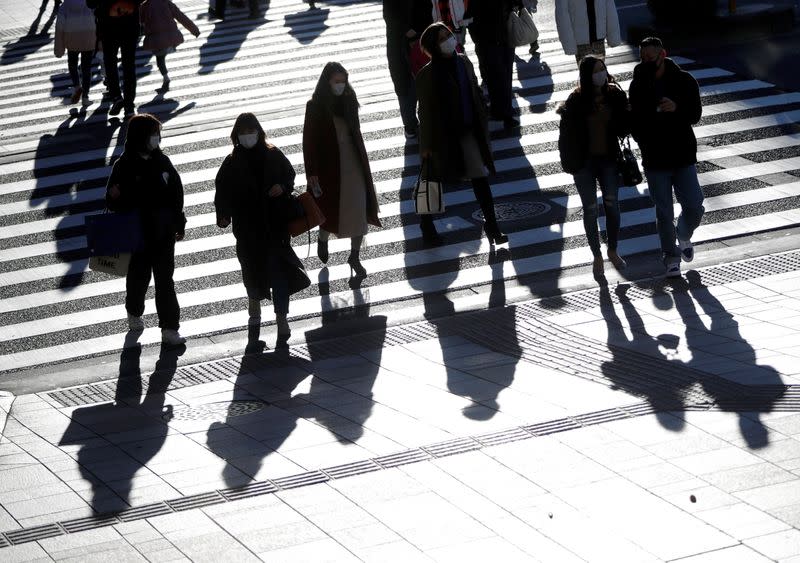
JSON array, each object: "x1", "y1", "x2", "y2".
[
  {"x1": 347, "y1": 236, "x2": 366, "y2": 277},
  {"x1": 472, "y1": 177, "x2": 508, "y2": 244}
]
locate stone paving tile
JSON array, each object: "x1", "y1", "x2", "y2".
[
  {"x1": 767, "y1": 504, "x2": 800, "y2": 529},
  {"x1": 280, "y1": 441, "x2": 373, "y2": 471},
  {"x1": 744, "y1": 529, "x2": 800, "y2": 561},
  {"x1": 701, "y1": 462, "x2": 797, "y2": 493},
  {"x1": 3, "y1": 490, "x2": 89, "y2": 521},
  {"x1": 353, "y1": 540, "x2": 433, "y2": 562},
  {"x1": 672, "y1": 444, "x2": 768, "y2": 475},
  {"x1": 675, "y1": 544, "x2": 774, "y2": 562},
  {"x1": 147, "y1": 510, "x2": 258, "y2": 562},
  {"x1": 0, "y1": 542, "x2": 52, "y2": 563},
  {"x1": 39, "y1": 527, "x2": 144, "y2": 562},
  {"x1": 425, "y1": 536, "x2": 537, "y2": 562},
  {"x1": 556, "y1": 476, "x2": 737, "y2": 561},
  {"x1": 735, "y1": 480, "x2": 800, "y2": 511},
  {"x1": 253, "y1": 537, "x2": 360, "y2": 562},
  {"x1": 695, "y1": 502, "x2": 791, "y2": 540}
]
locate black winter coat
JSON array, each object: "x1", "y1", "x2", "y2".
[
  {"x1": 557, "y1": 83, "x2": 631, "y2": 174},
  {"x1": 466, "y1": 0, "x2": 516, "y2": 45},
  {"x1": 382, "y1": 0, "x2": 432, "y2": 33},
  {"x1": 86, "y1": 0, "x2": 142, "y2": 34},
  {"x1": 105, "y1": 150, "x2": 186, "y2": 246},
  {"x1": 214, "y1": 144, "x2": 310, "y2": 299},
  {"x1": 629, "y1": 58, "x2": 702, "y2": 170}
]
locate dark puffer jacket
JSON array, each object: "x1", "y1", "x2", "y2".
[
  {"x1": 557, "y1": 83, "x2": 630, "y2": 174},
  {"x1": 628, "y1": 57, "x2": 702, "y2": 170}
]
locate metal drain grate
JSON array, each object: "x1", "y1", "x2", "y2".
[
  {"x1": 322, "y1": 460, "x2": 382, "y2": 480},
  {"x1": 60, "y1": 515, "x2": 118, "y2": 534},
  {"x1": 169, "y1": 401, "x2": 267, "y2": 421},
  {"x1": 423, "y1": 437, "x2": 482, "y2": 458},
  {"x1": 272, "y1": 471, "x2": 329, "y2": 490},
  {"x1": 473, "y1": 427, "x2": 532, "y2": 448},
  {"x1": 0, "y1": 534, "x2": 8, "y2": 548},
  {"x1": 167, "y1": 492, "x2": 225, "y2": 512},
  {"x1": 373, "y1": 448, "x2": 432, "y2": 469},
  {"x1": 116, "y1": 502, "x2": 173, "y2": 523},
  {"x1": 220, "y1": 481, "x2": 279, "y2": 502}
]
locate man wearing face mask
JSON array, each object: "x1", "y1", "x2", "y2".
[
  {"x1": 629, "y1": 37, "x2": 703, "y2": 279},
  {"x1": 106, "y1": 113, "x2": 187, "y2": 346}
]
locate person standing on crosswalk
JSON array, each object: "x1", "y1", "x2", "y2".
[
  {"x1": 416, "y1": 22, "x2": 507, "y2": 246},
  {"x1": 215, "y1": 113, "x2": 310, "y2": 340},
  {"x1": 557, "y1": 55, "x2": 629, "y2": 277},
  {"x1": 54, "y1": 0, "x2": 97, "y2": 106},
  {"x1": 382, "y1": 0, "x2": 432, "y2": 139},
  {"x1": 629, "y1": 37, "x2": 704, "y2": 279},
  {"x1": 106, "y1": 114, "x2": 187, "y2": 346},
  {"x1": 303, "y1": 62, "x2": 382, "y2": 282},
  {"x1": 87, "y1": 0, "x2": 142, "y2": 118},
  {"x1": 140, "y1": 0, "x2": 200, "y2": 93},
  {"x1": 555, "y1": 0, "x2": 622, "y2": 64}
]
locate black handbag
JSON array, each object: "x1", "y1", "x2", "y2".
[{"x1": 617, "y1": 136, "x2": 643, "y2": 186}]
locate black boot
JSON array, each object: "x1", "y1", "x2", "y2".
[
  {"x1": 420, "y1": 215, "x2": 443, "y2": 247},
  {"x1": 347, "y1": 236, "x2": 367, "y2": 278},
  {"x1": 472, "y1": 178, "x2": 507, "y2": 244}
]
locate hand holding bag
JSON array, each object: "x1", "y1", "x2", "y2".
[
  {"x1": 413, "y1": 159, "x2": 445, "y2": 215},
  {"x1": 506, "y1": 7, "x2": 539, "y2": 48},
  {"x1": 617, "y1": 136, "x2": 643, "y2": 186},
  {"x1": 288, "y1": 191, "x2": 326, "y2": 237}
]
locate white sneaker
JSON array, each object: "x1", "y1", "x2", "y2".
[
  {"x1": 127, "y1": 314, "x2": 144, "y2": 331},
  {"x1": 678, "y1": 238, "x2": 694, "y2": 262},
  {"x1": 161, "y1": 329, "x2": 186, "y2": 346},
  {"x1": 666, "y1": 262, "x2": 682, "y2": 278}
]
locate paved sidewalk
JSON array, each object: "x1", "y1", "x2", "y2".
[{"x1": 1, "y1": 251, "x2": 800, "y2": 561}]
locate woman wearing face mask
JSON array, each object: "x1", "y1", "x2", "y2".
[
  {"x1": 215, "y1": 113, "x2": 310, "y2": 340},
  {"x1": 557, "y1": 56, "x2": 630, "y2": 276},
  {"x1": 302, "y1": 62, "x2": 381, "y2": 281},
  {"x1": 106, "y1": 113, "x2": 187, "y2": 346},
  {"x1": 415, "y1": 22, "x2": 507, "y2": 246}
]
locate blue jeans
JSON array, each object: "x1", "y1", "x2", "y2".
[
  {"x1": 645, "y1": 165, "x2": 705, "y2": 263},
  {"x1": 573, "y1": 157, "x2": 621, "y2": 256}
]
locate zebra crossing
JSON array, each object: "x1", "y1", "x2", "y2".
[{"x1": 1, "y1": 0, "x2": 800, "y2": 372}]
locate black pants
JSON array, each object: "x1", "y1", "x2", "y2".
[
  {"x1": 386, "y1": 27, "x2": 417, "y2": 131},
  {"x1": 101, "y1": 29, "x2": 138, "y2": 110},
  {"x1": 126, "y1": 240, "x2": 180, "y2": 330},
  {"x1": 67, "y1": 50, "x2": 93, "y2": 93},
  {"x1": 474, "y1": 41, "x2": 514, "y2": 120}
]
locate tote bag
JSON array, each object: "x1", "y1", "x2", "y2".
[
  {"x1": 288, "y1": 191, "x2": 326, "y2": 237},
  {"x1": 413, "y1": 160, "x2": 445, "y2": 215},
  {"x1": 89, "y1": 253, "x2": 131, "y2": 276},
  {"x1": 84, "y1": 211, "x2": 143, "y2": 256},
  {"x1": 507, "y1": 8, "x2": 539, "y2": 47}
]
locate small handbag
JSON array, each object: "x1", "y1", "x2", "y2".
[
  {"x1": 617, "y1": 136, "x2": 643, "y2": 186},
  {"x1": 288, "y1": 191, "x2": 326, "y2": 237},
  {"x1": 84, "y1": 210, "x2": 143, "y2": 256},
  {"x1": 413, "y1": 160, "x2": 445, "y2": 215},
  {"x1": 506, "y1": 8, "x2": 539, "y2": 48}
]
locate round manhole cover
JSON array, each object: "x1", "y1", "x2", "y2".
[
  {"x1": 169, "y1": 401, "x2": 267, "y2": 421},
  {"x1": 472, "y1": 201, "x2": 551, "y2": 223}
]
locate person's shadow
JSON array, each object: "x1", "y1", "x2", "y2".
[
  {"x1": 0, "y1": 0, "x2": 60, "y2": 66},
  {"x1": 283, "y1": 5, "x2": 329, "y2": 44},
  {"x1": 198, "y1": 11, "x2": 266, "y2": 75},
  {"x1": 599, "y1": 283, "x2": 689, "y2": 431},
  {"x1": 59, "y1": 340, "x2": 184, "y2": 513},
  {"x1": 675, "y1": 271, "x2": 785, "y2": 449},
  {"x1": 302, "y1": 285, "x2": 386, "y2": 440},
  {"x1": 31, "y1": 107, "x2": 124, "y2": 290}
]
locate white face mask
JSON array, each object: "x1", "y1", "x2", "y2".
[
  {"x1": 439, "y1": 36, "x2": 457, "y2": 56},
  {"x1": 592, "y1": 70, "x2": 608, "y2": 87},
  {"x1": 238, "y1": 133, "x2": 258, "y2": 149},
  {"x1": 331, "y1": 82, "x2": 346, "y2": 96},
  {"x1": 147, "y1": 134, "x2": 160, "y2": 152}
]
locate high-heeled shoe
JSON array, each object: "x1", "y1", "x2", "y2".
[
  {"x1": 317, "y1": 239, "x2": 328, "y2": 264},
  {"x1": 484, "y1": 228, "x2": 508, "y2": 245},
  {"x1": 347, "y1": 254, "x2": 367, "y2": 278}
]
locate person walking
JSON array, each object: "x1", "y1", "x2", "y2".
[
  {"x1": 215, "y1": 113, "x2": 310, "y2": 339},
  {"x1": 87, "y1": 0, "x2": 142, "y2": 118},
  {"x1": 557, "y1": 55, "x2": 629, "y2": 277},
  {"x1": 465, "y1": 0, "x2": 519, "y2": 129},
  {"x1": 214, "y1": 0, "x2": 261, "y2": 19},
  {"x1": 431, "y1": 0, "x2": 471, "y2": 44},
  {"x1": 140, "y1": 0, "x2": 200, "y2": 93},
  {"x1": 105, "y1": 114, "x2": 187, "y2": 346},
  {"x1": 382, "y1": 0, "x2": 432, "y2": 139},
  {"x1": 555, "y1": 0, "x2": 622, "y2": 64},
  {"x1": 522, "y1": 0, "x2": 539, "y2": 55},
  {"x1": 54, "y1": 0, "x2": 97, "y2": 106},
  {"x1": 416, "y1": 22, "x2": 507, "y2": 246},
  {"x1": 302, "y1": 62, "x2": 382, "y2": 281},
  {"x1": 629, "y1": 37, "x2": 704, "y2": 278}
]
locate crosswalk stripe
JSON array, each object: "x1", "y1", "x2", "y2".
[{"x1": 1, "y1": 0, "x2": 799, "y2": 371}]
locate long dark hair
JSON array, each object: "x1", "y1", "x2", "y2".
[
  {"x1": 311, "y1": 62, "x2": 360, "y2": 128},
  {"x1": 574, "y1": 55, "x2": 617, "y2": 111},
  {"x1": 124, "y1": 113, "x2": 161, "y2": 154},
  {"x1": 229, "y1": 112, "x2": 273, "y2": 150}
]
